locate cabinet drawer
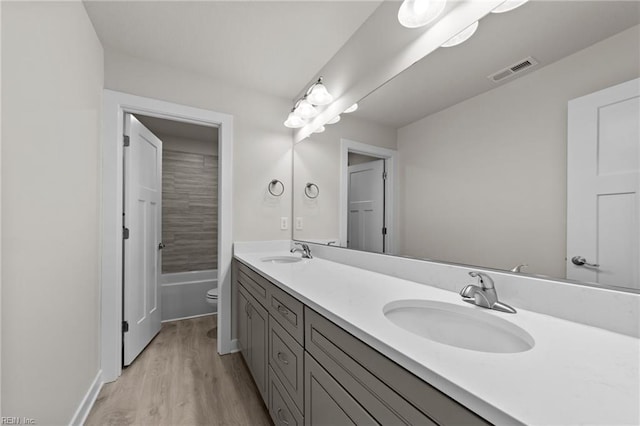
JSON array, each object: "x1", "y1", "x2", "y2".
[
  {"x1": 269, "y1": 366, "x2": 304, "y2": 426},
  {"x1": 305, "y1": 353, "x2": 376, "y2": 426},
  {"x1": 305, "y1": 308, "x2": 489, "y2": 426},
  {"x1": 269, "y1": 317, "x2": 304, "y2": 412},
  {"x1": 269, "y1": 282, "x2": 304, "y2": 344},
  {"x1": 237, "y1": 260, "x2": 270, "y2": 306}
]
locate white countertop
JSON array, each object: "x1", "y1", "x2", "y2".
[{"x1": 235, "y1": 249, "x2": 640, "y2": 426}]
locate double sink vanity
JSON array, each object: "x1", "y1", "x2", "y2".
[{"x1": 234, "y1": 242, "x2": 639, "y2": 425}]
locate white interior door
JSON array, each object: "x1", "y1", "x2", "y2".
[
  {"x1": 567, "y1": 78, "x2": 639, "y2": 289},
  {"x1": 123, "y1": 113, "x2": 163, "y2": 365},
  {"x1": 348, "y1": 159, "x2": 385, "y2": 253}
]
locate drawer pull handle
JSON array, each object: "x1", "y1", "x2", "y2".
[
  {"x1": 277, "y1": 408, "x2": 289, "y2": 425},
  {"x1": 277, "y1": 304, "x2": 289, "y2": 316},
  {"x1": 277, "y1": 351, "x2": 289, "y2": 365}
]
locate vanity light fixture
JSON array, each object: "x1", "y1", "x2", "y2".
[
  {"x1": 294, "y1": 96, "x2": 318, "y2": 119},
  {"x1": 326, "y1": 115, "x2": 341, "y2": 125},
  {"x1": 491, "y1": 0, "x2": 529, "y2": 14},
  {"x1": 284, "y1": 109, "x2": 306, "y2": 128},
  {"x1": 306, "y1": 77, "x2": 334, "y2": 106},
  {"x1": 344, "y1": 103, "x2": 358, "y2": 113},
  {"x1": 398, "y1": 0, "x2": 447, "y2": 29},
  {"x1": 441, "y1": 21, "x2": 479, "y2": 47},
  {"x1": 313, "y1": 125, "x2": 326, "y2": 134}
]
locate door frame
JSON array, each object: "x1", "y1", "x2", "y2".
[
  {"x1": 101, "y1": 90, "x2": 234, "y2": 382},
  {"x1": 339, "y1": 138, "x2": 397, "y2": 254}
]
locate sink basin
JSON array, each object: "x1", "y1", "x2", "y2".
[
  {"x1": 261, "y1": 256, "x2": 303, "y2": 264},
  {"x1": 383, "y1": 300, "x2": 534, "y2": 353}
]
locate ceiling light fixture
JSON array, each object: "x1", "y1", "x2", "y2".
[
  {"x1": 284, "y1": 109, "x2": 305, "y2": 128},
  {"x1": 293, "y1": 96, "x2": 318, "y2": 120},
  {"x1": 326, "y1": 115, "x2": 341, "y2": 125},
  {"x1": 306, "y1": 77, "x2": 334, "y2": 106},
  {"x1": 441, "y1": 21, "x2": 479, "y2": 47},
  {"x1": 398, "y1": 0, "x2": 447, "y2": 29},
  {"x1": 491, "y1": 0, "x2": 529, "y2": 14},
  {"x1": 344, "y1": 103, "x2": 358, "y2": 113}
]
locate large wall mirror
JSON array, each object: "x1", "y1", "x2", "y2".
[{"x1": 293, "y1": 1, "x2": 640, "y2": 292}]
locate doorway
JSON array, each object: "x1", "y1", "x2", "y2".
[
  {"x1": 101, "y1": 90, "x2": 234, "y2": 382},
  {"x1": 340, "y1": 139, "x2": 397, "y2": 254}
]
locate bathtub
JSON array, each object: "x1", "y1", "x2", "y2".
[{"x1": 160, "y1": 269, "x2": 217, "y2": 322}]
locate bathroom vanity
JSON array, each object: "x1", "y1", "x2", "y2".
[{"x1": 233, "y1": 245, "x2": 639, "y2": 425}]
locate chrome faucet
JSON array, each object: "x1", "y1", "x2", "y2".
[
  {"x1": 460, "y1": 271, "x2": 516, "y2": 313},
  {"x1": 510, "y1": 264, "x2": 528, "y2": 273},
  {"x1": 290, "y1": 242, "x2": 312, "y2": 259}
]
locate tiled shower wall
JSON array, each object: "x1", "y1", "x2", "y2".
[{"x1": 162, "y1": 150, "x2": 218, "y2": 273}]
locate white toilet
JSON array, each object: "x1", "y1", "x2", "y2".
[{"x1": 206, "y1": 288, "x2": 218, "y2": 312}]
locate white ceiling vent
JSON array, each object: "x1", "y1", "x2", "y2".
[{"x1": 488, "y1": 56, "x2": 539, "y2": 83}]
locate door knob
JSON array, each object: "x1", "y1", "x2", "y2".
[
  {"x1": 571, "y1": 256, "x2": 599, "y2": 268},
  {"x1": 158, "y1": 242, "x2": 166, "y2": 250}
]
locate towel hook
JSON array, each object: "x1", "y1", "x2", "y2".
[
  {"x1": 304, "y1": 182, "x2": 319, "y2": 199},
  {"x1": 268, "y1": 179, "x2": 285, "y2": 197}
]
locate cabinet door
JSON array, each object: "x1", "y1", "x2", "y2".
[
  {"x1": 305, "y1": 353, "x2": 377, "y2": 426},
  {"x1": 237, "y1": 285, "x2": 250, "y2": 363},
  {"x1": 249, "y1": 296, "x2": 269, "y2": 403}
]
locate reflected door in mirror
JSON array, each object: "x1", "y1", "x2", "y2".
[{"x1": 348, "y1": 159, "x2": 385, "y2": 253}]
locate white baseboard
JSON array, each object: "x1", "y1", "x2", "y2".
[
  {"x1": 69, "y1": 369, "x2": 103, "y2": 426},
  {"x1": 229, "y1": 338, "x2": 240, "y2": 353},
  {"x1": 161, "y1": 312, "x2": 216, "y2": 323}
]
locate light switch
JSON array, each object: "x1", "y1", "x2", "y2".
[
  {"x1": 280, "y1": 217, "x2": 289, "y2": 230},
  {"x1": 295, "y1": 217, "x2": 303, "y2": 230}
]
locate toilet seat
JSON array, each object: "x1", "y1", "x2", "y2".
[{"x1": 207, "y1": 288, "x2": 218, "y2": 299}]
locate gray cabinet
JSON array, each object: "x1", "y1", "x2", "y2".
[
  {"x1": 305, "y1": 353, "x2": 376, "y2": 426},
  {"x1": 234, "y1": 258, "x2": 489, "y2": 426},
  {"x1": 237, "y1": 284, "x2": 269, "y2": 402}
]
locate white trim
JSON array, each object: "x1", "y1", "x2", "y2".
[
  {"x1": 161, "y1": 312, "x2": 216, "y2": 323},
  {"x1": 68, "y1": 370, "x2": 103, "y2": 426},
  {"x1": 339, "y1": 139, "x2": 397, "y2": 254},
  {"x1": 101, "y1": 90, "x2": 234, "y2": 382},
  {"x1": 229, "y1": 338, "x2": 240, "y2": 353}
]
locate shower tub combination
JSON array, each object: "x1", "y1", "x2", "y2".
[{"x1": 160, "y1": 269, "x2": 217, "y2": 322}]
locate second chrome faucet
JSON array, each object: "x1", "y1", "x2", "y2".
[
  {"x1": 460, "y1": 271, "x2": 516, "y2": 314},
  {"x1": 290, "y1": 242, "x2": 313, "y2": 259}
]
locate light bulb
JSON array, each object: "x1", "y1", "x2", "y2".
[
  {"x1": 294, "y1": 97, "x2": 318, "y2": 119},
  {"x1": 313, "y1": 125, "x2": 326, "y2": 134},
  {"x1": 284, "y1": 111, "x2": 305, "y2": 128},
  {"x1": 326, "y1": 115, "x2": 341, "y2": 125},
  {"x1": 491, "y1": 0, "x2": 529, "y2": 14},
  {"x1": 441, "y1": 21, "x2": 479, "y2": 47},
  {"x1": 307, "y1": 78, "x2": 334, "y2": 106},
  {"x1": 398, "y1": 0, "x2": 446, "y2": 29},
  {"x1": 344, "y1": 103, "x2": 358, "y2": 113}
]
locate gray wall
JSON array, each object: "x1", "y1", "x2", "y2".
[
  {"x1": 1, "y1": 2, "x2": 103, "y2": 422},
  {"x1": 162, "y1": 148, "x2": 218, "y2": 273}
]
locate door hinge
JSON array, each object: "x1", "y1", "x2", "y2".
[
  {"x1": 122, "y1": 321, "x2": 129, "y2": 333},
  {"x1": 382, "y1": 227, "x2": 387, "y2": 235},
  {"x1": 123, "y1": 227, "x2": 130, "y2": 240},
  {"x1": 383, "y1": 171, "x2": 387, "y2": 180},
  {"x1": 123, "y1": 135, "x2": 130, "y2": 147}
]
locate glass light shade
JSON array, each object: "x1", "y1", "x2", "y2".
[
  {"x1": 313, "y1": 125, "x2": 326, "y2": 134},
  {"x1": 398, "y1": 0, "x2": 447, "y2": 29},
  {"x1": 284, "y1": 111, "x2": 305, "y2": 128},
  {"x1": 441, "y1": 21, "x2": 479, "y2": 48},
  {"x1": 344, "y1": 103, "x2": 358, "y2": 113},
  {"x1": 491, "y1": 0, "x2": 529, "y2": 14},
  {"x1": 307, "y1": 81, "x2": 334, "y2": 106},
  {"x1": 294, "y1": 98, "x2": 318, "y2": 119},
  {"x1": 326, "y1": 115, "x2": 341, "y2": 125}
]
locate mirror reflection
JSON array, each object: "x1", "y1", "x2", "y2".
[{"x1": 293, "y1": 1, "x2": 640, "y2": 291}]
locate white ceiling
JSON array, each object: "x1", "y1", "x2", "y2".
[
  {"x1": 353, "y1": 1, "x2": 640, "y2": 128},
  {"x1": 136, "y1": 114, "x2": 218, "y2": 143},
  {"x1": 83, "y1": 0, "x2": 382, "y2": 100}
]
